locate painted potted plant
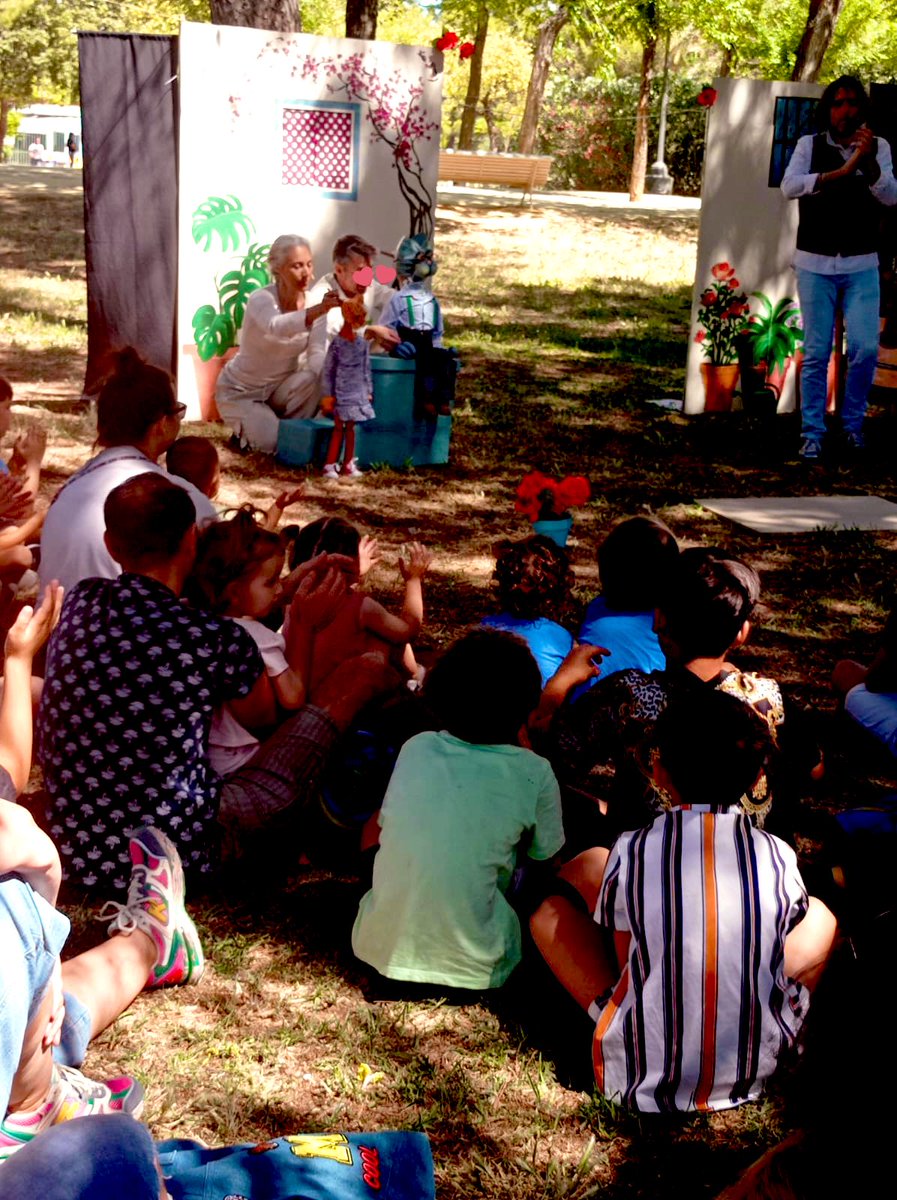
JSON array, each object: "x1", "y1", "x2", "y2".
[
  {"x1": 694, "y1": 262, "x2": 750, "y2": 411},
  {"x1": 515, "y1": 471, "x2": 591, "y2": 547},
  {"x1": 745, "y1": 292, "x2": 803, "y2": 398},
  {"x1": 187, "y1": 195, "x2": 270, "y2": 419}
]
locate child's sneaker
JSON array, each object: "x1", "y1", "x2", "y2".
[
  {"x1": 0, "y1": 1063, "x2": 144, "y2": 1162},
  {"x1": 342, "y1": 458, "x2": 363, "y2": 477},
  {"x1": 99, "y1": 826, "x2": 204, "y2": 989},
  {"x1": 322, "y1": 462, "x2": 340, "y2": 479}
]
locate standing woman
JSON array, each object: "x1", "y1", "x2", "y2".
[{"x1": 216, "y1": 235, "x2": 341, "y2": 453}]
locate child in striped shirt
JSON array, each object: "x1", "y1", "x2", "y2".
[{"x1": 531, "y1": 690, "x2": 836, "y2": 1113}]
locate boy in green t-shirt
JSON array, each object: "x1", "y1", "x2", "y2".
[{"x1": 352, "y1": 628, "x2": 565, "y2": 993}]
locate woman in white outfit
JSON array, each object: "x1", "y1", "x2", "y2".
[{"x1": 215, "y1": 235, "x2": 341, "y2": 453}]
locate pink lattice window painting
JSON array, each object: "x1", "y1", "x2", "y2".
[{"x1": 281, "y1": 101, "x2": 360, "y2": 199}]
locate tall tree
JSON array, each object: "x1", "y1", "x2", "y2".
[
  {"x1": 209, "y1": 0, "x2": 301, "y2": 31},
  {"x1": 517, "y1": 4, "x2": 569, "y2": 154},
  {"x1": 457, "y1": 3, "x2": 489, "y2": 150},
  {"x1": 791, "y1": 0, "x2": 842, "y2": 81},
  {"x1": 627, "y1": 0, "x2": 659, "y2": 202},
  {"x1": 345, "y1": 0, "x2": 377, "y2": 39}
]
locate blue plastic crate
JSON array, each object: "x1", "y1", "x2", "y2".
[
  {"x1": 275, "y1": 416, "x2": 334, "y2": 467},
  {"x1": 274, "y1": 356, "x2": 453, "y2": 468}
]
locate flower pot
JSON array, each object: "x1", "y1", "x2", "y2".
[
  {"x1": 700, "y1": 363, "x2": 740, "y2": 413},
  {"x1": 533, "y1": 516, "x2": 573, "y2": 547},
  {"x1": 182, "y1": 345, "x2": 238, "y2": 422}
]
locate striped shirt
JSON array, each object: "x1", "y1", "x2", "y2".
[{"x1": 592, "y1": 805, "x2": 809, "y2": 1113}]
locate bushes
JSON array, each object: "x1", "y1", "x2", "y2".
[{"x1": 538, "y1": 69, "x2": 707, "y2": 197}]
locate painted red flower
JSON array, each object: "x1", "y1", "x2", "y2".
[
  {"x1": 435, "y1": 31, "x2": 459, "y2": 52},
  {"x1": 729, "y1": 277, "x2": 740, "y2": 289},
  {"x1": 700, "y1": 289, "x2": 718, "y2": 306},
  {"x1": 695, "y1": 330, "x2": 706, "y2": 343},
  {"x1": 697, "y1": 87, "x2": 718, "y2": 108},
  {"x1": 459, "y1": 42, "x2": 476, "y2": 60},
  {"x1": 711, "y1": 262, "x2": 734, "y2": 281}
]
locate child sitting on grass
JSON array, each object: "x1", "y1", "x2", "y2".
[
  {"x1": 185, "y1": 507, "x2": 345, "y2": 777},
  {"x1": 284, "y1": 517, "x2": 430, "y2": 698},
  {"x1": 833, "y1": 602, "x2": 897, "y2": 756},
  {"x1": 576, "y1": 515, "x2": 679, "y2": 690},
  {"x1": 166, "y1": 434, "x2": 303, "y2": 531},
  {"x1": 530, "y1": 690, "x2": 836, "y2": 1113},
  {"x1": 481, "y1": 535, "x2": 575, "y2": 689},
  {"x1": 352, "y1": 628, "x2": 564, "y2": 994},
  {"x1": 0, "y1": 376, "x2": 47, "y2": 603}
]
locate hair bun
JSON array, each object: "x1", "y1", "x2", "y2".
[{"x1": 110, "y1": 345, "x2": 146, "y2": 383}]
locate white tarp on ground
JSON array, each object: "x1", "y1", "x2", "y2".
[
  {"x1": 699, "y1": 494, "x2": 897, "y2": 533},
  {"x1": 177, "y1": 20, "x2": 443, "y2": 418}
]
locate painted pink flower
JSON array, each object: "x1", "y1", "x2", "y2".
[{"x1": 711, "y1": 262, "x2": 734, "y2": 281}]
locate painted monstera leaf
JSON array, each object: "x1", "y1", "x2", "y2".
[
  {"x1": 192, "y1": 305, "x2": 236, "y2": 362},
  {"x1": 218, "y1": 243, "x2": 271, "y2": 328},
  {"x1": 192, "y1": 196, "x2": 255, "y2": 253}
]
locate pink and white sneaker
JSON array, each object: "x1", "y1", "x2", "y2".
[{"x1": 100, "y1": 826, "x2": 204, "y2": 988}]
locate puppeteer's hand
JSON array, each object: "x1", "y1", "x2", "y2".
[
  {"x1": 321, "y1": 289, "x2": 342, "y2": 311},
  {"x1": 365, "y1": 324, "x2": 402, "y2": 348}
]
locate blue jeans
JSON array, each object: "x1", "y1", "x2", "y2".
[
  {"x1": 795, "y1": 266, "x2": 880, "y2": 443},
  {"x1": 0, "y1": 1113, "x2": 160, "y2": 1199},
  {"x1": 0, "y1": 878, "x2": 69, "y2": 1117},
  {"x1": 0, "y1": 878, "x2": 93, "y2": 1118}
]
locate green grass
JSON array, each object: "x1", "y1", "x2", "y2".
[{"x1": 4, "y1": 168, "x2": 895, "y2": 1197}]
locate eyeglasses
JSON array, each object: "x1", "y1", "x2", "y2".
[{"x1": 170, "y1": 403, "x2": 187, "y2": 419}]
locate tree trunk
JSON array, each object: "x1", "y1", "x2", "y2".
[
  {"x1": 346, "y1": 0, "x2": 377, "y2": 39},
  {"x1": 209, "y1": 0, "x2": 301, "y2": 32},
  {"x1": 629, "y1": 34, "x2": 657, "y2": 203},
  {"x1": 482, "y1": 96, "x2": 503, "y2": 151},
  {"x1": 0, "y1": 101, "x2": 10, "y2": 164},
  {"x1": 791, "y1": 0, "x2": 843, "y2": 82},
  {"x1": 458, "y1": 6, "x2": 489, "y2": 151},
  {"x1": 517, "y1": 5, "x2": 569, "y2": 155},
  {"x1": 718, "y1": 45, "x2": 735, "y2": 77}
]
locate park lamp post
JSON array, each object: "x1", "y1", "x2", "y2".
[{"x1": 645, "y1": 31, "x2": 673, "y2": 195}]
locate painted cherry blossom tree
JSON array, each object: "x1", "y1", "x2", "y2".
[{"x1": 259, "y1": 41, "x2": 441, "y2": 237}]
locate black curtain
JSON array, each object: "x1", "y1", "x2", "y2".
[{"x1": 78, "y1": 33, "x2": 179, "y2": 395}]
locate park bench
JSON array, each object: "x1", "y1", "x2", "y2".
[{"x1": 438, "y1": 149, "x2": 553, "y2": 202}]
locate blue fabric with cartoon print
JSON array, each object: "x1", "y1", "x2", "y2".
[{"x1": 158, "y1": 1131, "x2": 435, "y2": 1200}]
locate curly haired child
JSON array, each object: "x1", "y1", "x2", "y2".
[{"x1": 481, "y1": 534, "x2": 575, "y2": 688}]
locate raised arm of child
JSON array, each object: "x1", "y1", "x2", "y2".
[
  {"x1": 261, "y1": 485, "x2": 304, "y2": 532},
  {"x1": 359, "y1": 542, "x2": 431, "y2": 645},
  {"x1": 8, "y1": 425, "x2": 47, "y2": 500},
  {"x1": 0, "y1": 583, "x2": 64, "y2": 905},
  {"x1": 0, "y1": 583, "x2": 63, "y2": 792}
]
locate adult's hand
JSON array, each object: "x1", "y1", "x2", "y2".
[
  {"x1": 290, "y1": 564, "x2": 348, "y2": 630},
  {"x1": 365, "y1": 324, "x2": 402, "y2": 349}
]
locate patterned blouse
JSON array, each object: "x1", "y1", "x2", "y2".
[{"x1": 38, "y1": 574, "x2": 262, "y2": 893}]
